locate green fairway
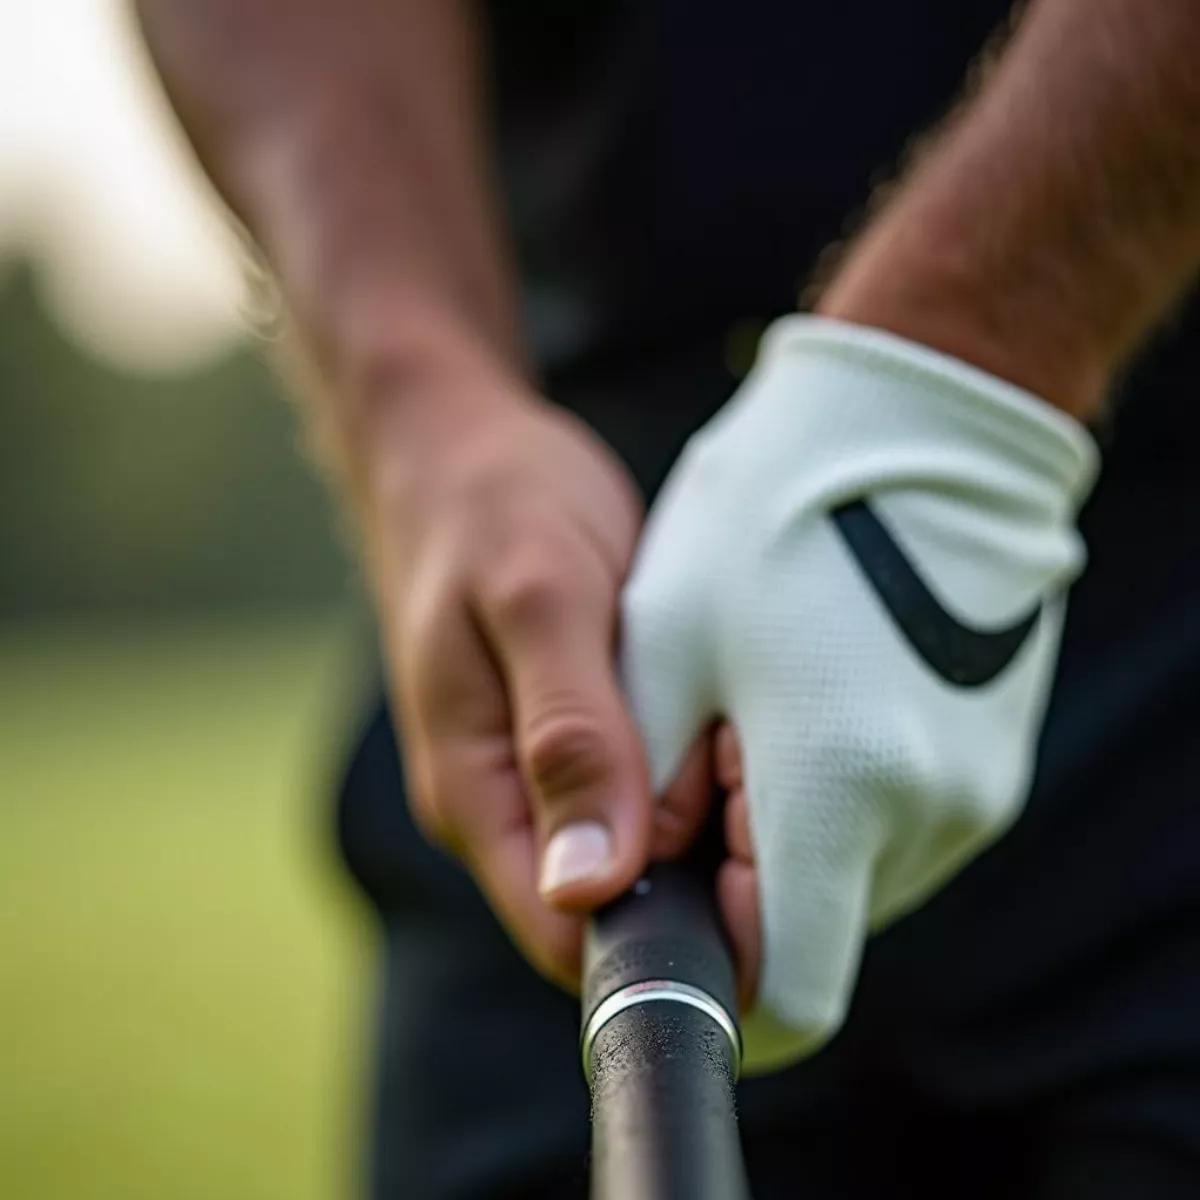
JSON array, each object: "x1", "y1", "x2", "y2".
[{"x1": 0, "y1": 619, "x2": 375, "y2": 1200}]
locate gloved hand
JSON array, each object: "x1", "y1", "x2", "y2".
[{"x1": 619, "y1": 315, "x2": 1099, "y2": 1072}]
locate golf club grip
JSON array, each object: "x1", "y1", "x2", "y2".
[{"x1": 582, "y1": 862, "x2": 751, "y2": 1200}]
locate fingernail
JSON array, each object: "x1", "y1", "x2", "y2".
[{"x1": 539, "y1": 821, "x2": 613, "y2": 897}]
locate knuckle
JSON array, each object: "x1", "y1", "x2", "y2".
[
  {"x1": 522, "y1": 708, "x2": 615, "y2": 799},
  {"x1": 484, "y1": 560, "x2": 572, "y2": 634}
]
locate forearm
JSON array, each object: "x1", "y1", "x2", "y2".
[
  {"x1": 818, "y1": 0, "x2": 1200, "y2": 419},
  {"x1": 135, "y1": 0, "x2": 524, "y2": 477}
]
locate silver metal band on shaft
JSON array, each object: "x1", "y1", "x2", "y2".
[{"x1": 581, "y1": 979, "x2": 742, "y2": 1084}]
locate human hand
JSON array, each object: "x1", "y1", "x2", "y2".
[
  {"x1": 620, "y1": 316, "x2": 1098, "y2": 1071},
  {"x1": 359, "y1": 351, "x2": 680, "y2": 988}
]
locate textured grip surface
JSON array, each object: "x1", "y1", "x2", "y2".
[
  {"x1": 582, "y1": 861, "x2": 738, "y2": 1031},
  {"x1": 583, "y1": 861, "x2": 748, "y2": 1199},
  {"x1": 589, "y1": 1003, "x2": 750, "y2": 1200}
]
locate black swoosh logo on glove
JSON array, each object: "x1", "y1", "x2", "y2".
[{"x1": 831, "y1": 500, "x2": 1041, "y2": 687}]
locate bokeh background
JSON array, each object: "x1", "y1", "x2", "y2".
[{"x1": 1, "y1": 2, "x2": 377, "y2": 1196}]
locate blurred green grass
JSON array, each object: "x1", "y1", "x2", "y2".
[{"x1": 0, "y1": 619, "x2": 375, "y2": 1200}]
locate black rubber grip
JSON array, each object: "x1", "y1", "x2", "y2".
[
  {"x1": 588, "y1": 1002, "x2": 750, "y2": 1200},
  {"x1": 583, "y1": 861, "x2": 749, "y2": 1200},
  {"x1": 582, "y1": 861, "x2": 739, "y2": 1030}
]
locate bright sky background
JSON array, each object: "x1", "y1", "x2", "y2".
[{"x1": 0, "y1": 0, "x2": 245, "y2": 372}]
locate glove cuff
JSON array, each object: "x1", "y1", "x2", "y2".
[{"x1": 750, "y1": 315, "x2": 1100, "y2": 513}]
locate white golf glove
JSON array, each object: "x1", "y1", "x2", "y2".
[{"x1": 620, "y1": 315, "x2": 1099, "y2": 1073}]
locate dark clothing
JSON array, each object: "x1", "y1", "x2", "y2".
[
  {"x1": 336, "y1": 2, "x2": 1200, "y2": 1195},
  {"x1": 482, "y1": 2, "x2": 1014, "y2": 375}
]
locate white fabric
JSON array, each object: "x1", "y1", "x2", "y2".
[{"x1": 620, "y1": 315, "x2": 1099, "y2": 1073}]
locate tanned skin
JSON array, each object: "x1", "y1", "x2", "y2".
[
  {"x1": 136, "y1": 0, "x2": 1200, "y2": 1000},
  {"x1": 822, "y1": 0, "x2": 1200, "y2": 420}
]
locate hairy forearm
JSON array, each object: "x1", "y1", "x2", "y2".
[
  {"x1": 135, "y1": 0, "x2": 523, "y2": 465},
  {"x1": 819, "y1": 0, "x2": 1200, "y2": 419}
]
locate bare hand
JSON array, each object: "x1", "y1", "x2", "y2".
[{"x1": 363, "y1": 365, "x2": 668, "y2": 987}]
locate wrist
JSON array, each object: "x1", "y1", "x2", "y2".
[
  {"x1": 306, "y1": 284, "x2": 533, "y2": 507},
  {"x1": 815, "y1": 186, "x2": 1113, "y2": 422}
]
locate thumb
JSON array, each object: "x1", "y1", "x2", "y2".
[{"x1": 479, "y1": 571, "x2": 653, "y2": 910}]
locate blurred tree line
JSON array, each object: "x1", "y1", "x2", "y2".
[{"x1": 0, "y1": 261, "x2": 355, "y2": 618}]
